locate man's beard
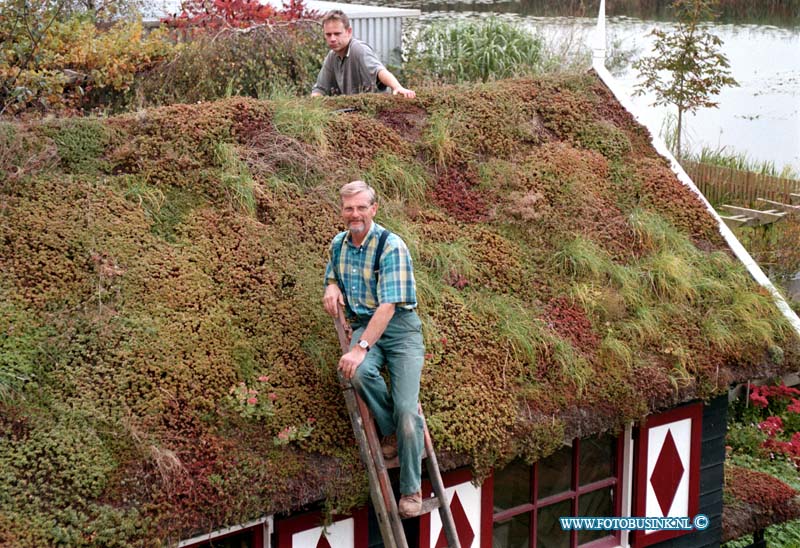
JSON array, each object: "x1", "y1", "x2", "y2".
[{"x1": 349, "y1": 222, "x2": 366, "y2": 234}]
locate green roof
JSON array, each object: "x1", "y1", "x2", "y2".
[{"x1": 1, "y1": 74, "x2": 797, "y2": 545}]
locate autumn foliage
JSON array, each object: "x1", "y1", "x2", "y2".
[{"x1": 165, "y1": 0, "x2": 317, "y2": 29}]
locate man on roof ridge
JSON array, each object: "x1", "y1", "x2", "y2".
[
  {"x1": 311, "y1": 10, "x2": 416, "y2": 98},
  {"x1": 323, "y1": 180, "x2": 424, "y2": 518}
]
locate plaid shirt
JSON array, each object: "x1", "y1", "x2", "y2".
[{"x1": 325, "y1": 222, "x2": 417, "y2": 317}]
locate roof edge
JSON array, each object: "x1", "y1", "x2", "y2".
[{"x1": 590, "y1": 46, "x2": 800, "y2": 338}]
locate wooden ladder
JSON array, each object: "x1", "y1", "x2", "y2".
[{"x1": 333, "y1": 311, "x2": 461, "y2": 548}]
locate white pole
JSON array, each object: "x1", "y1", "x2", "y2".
[{"x1": 592, "y1": 0, "x2": 607, "y2": 68}]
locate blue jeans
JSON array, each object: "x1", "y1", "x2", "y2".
[{"x1": 350, "y1": 308, "x2": 425, "y2": 495}]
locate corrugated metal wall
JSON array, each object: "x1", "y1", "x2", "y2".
[{"x1": 351, "y1": 16, "x2": 404, "y2": 67}]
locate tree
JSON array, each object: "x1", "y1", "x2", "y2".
[
  {"x1": 164, "y1": 0, "x2": 316, "y2": 30},
  {"x1": 633, "y1": 0, "x2": 738, "y2": 157}
]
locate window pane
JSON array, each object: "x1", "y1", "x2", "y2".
[
  {"x1": 494, "y1": 460, "x2": 532, "y2": 512},
  {"x1": 537, "y1": 444, "x2": 572, "y2": 499},
  {"x1": 493, "y1": 513, "x2": 530, "y2": 548},
  {"x1": 198, "y1": 532, "x2": 253, "y2": 548},
  {"x1": 579, "y1": 435, "x2": 615, "y2": 486},
  {"x1": 578, "y1": 488, "x2": 614, "y2": 545},
  {"x1": 536, "y1": 500, "x2": 571, "y2": 548}
]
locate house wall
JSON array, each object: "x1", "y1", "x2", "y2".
[
  {"x1": 220, "y1": 397, "x2": 727, "y2": 548},
  {"x1": 649, "y1": 395, "x2": 727, "y2": 548}
]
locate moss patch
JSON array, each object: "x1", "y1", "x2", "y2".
[{"x1": 1, "y1": 75, "x2": 797, "y2": 545}]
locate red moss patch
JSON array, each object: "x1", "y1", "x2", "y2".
[
  {"x1": 723, "y1": 465, "x2": 800, "y2": 542},
  {"x1": 545, "y1": 297, "x2": 600, "y2": 354},
  {"x1": 431, "y1": 165, "x2": 489, "y2": 222}
]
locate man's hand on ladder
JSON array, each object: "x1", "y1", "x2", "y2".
[{"x1": 324, "y1": 283, "x2": 346, "y2": 318}]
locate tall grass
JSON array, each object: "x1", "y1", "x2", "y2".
[
  {"x1": 692, "y1": 145, "x2": 798, "y2": 179},
  {"x1": 215, "y1": 143, "x2": 256, "y2": 216},
  {"x1": 553, "y1": 236, "x2": 615, "y2": 280},
  {"x1": 365, "y1": 153, "x2": 429, "y2": 203},
  {"x1": 421, "y1": 111, "x2": 461, "y2": 170},
  {"x1": 558, "y1": 212, "x2": 791, "y2": 360},
  {"x1": 405, "y1": 17, "x2": 547, "y2": 85},
  {"x1": 658, "y1": 112, "x2": 798, "y2": 179},
  {"x1": 271, "y1": 97, "x2": 330, "y2": 155},
  {"x1": 123, "y1": 177, "x2": 166, "y2": 219}
]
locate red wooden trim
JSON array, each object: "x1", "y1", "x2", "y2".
[
  {"x1": 493, "y1": 503, "x2": 536, "y2": 523},
  {"x1": 537, "y1": 490, "x2": 577, "y2": 508},
  {"x1": 579, "y1": 536, "x2": 620, "y2": 548},
  {"x1": 531, "y1": 458, "x2": 539, "y2": 548},
  {"x1": 534, "y1": 477, "x2": 619, "y2": 509},
  {"x1": 487, "y1": 434, "x2": 626, "y2": 548},
  {"x1": 419, "y1": 467, "x2": 479, "y2": 548},
  {"x1": 571, "y1": 439, "x2": 580, "y2": 548},
  {"x1": 578, "y1": 477, "x2": 618, "y2": 495},
  {"x1": 481, "y1": 471, "x2": 494, "y2": 548},
  {"x1": 443, "y1": 467, "x2": 474, "y2": 488},
  {"x1": 276, "y1": 507, "x2": 368, "y2": 548},
  {"x1": 632, "y1": 402, "x2": 703, "y2": 547},
  {"x1": 536, "y1": 476, "x2": 618, "y2": 508}
]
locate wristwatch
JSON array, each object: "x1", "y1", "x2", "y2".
[{"x1": 357, "y1": 339, "x2": 370, "y2": 352}]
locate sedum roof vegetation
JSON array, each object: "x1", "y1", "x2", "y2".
[{"x1": 1, "y1": 74, "x2": 798, "y2": 545}]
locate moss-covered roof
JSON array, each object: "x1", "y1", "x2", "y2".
[{"x1": 1, "y1": 74, "x2": 798, "y2": 545}]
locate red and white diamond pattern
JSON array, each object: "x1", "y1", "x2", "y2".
[
  {"x1": 645, "y1": 418, "x2": 692, "y2": 520},
  {"x1": 291, "y1": 517, "x2": 355, "y2": 548},
  {"x1": 428, "y1": 481, "x2": 481, "y2": 548}
]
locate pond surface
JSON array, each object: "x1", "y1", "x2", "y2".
[{"x1": 376, "y1": 1, "x2": 800, "y2": 172}]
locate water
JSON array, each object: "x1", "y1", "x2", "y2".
[{"x1": 381, "y1": 2, "x2": 800, "y2": 172}]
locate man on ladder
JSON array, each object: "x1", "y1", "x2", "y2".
[{"x1": 322, "y1": 180, "x2": 425, "y2": 519}]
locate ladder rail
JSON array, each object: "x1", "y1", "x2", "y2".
[
  {"x1": 334, "y1": 316, "x2": 403, "y2": 548},
  {"x1": 333, "y1": 310, "x2": 461, "y2": 548},
  {"x1": 420, "y1": 409, "x2": 460, "y2": 548}
]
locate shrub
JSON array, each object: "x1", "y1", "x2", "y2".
[
  {"x1": 405, "y1": 17, "x2": 546, "y2": 85},
  {"x1": 0, "y1": 14, "x2": 176, "y2": 114},
  {"x1": 165, "y1": 0, "x2": 315, "y2": 30},
  {"x1": 135, "y1": 22, "x2": 325, "y2": 106}
]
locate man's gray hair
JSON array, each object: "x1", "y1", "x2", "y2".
[
  {"x1": 321, "y1": 9, "x2": 351, "y2": 30},
  {"x1": 340, "y1": 180, "x2": 376, "y2": 204}
]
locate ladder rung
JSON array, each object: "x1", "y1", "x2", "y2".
[{"x1": 419, "y1": 496, "x2": 441, "y2": 516}]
